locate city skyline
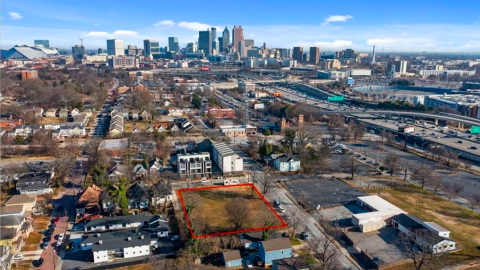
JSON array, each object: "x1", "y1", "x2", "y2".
[{"x1": 1, "y1": 0, "x2": 480, "y2": 52}]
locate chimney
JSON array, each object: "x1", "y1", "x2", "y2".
[
  {"x1": 98, "y1": 240, "x2": 102, "y2": 245},
  {"x1": 127, "y1": 237, "x2": 132, "y2": 241},
  {"x1": 140, "y1": 235, "x2": 144, "y2": 240}
]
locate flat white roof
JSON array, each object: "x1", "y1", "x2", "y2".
[{"x1": 357, "y1": 195, "x2": 404, "y2": 213}]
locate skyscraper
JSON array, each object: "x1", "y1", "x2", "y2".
[
  {"x1": 222, "y1": 27, "x2": 230, "y2": 53},
  {"x1": 168, "y1": 37, "x2": 179, "y2": 52},
  {"x1": 309, "y1": 47, "x2": 320, "y2": 64},
  {"x1": 143, "y1": 39, "x2": 160, "y2": 57},
  {"x1": 238, "y1": 41, "x2": 246, "y2": 58},
  {"x1": 107, "y1": 39, "x2": 125, "y2": 56},
  {"x1": 372, "y1": 46, "x2": 376, "y2": 63},
  {"x1": 244, "y1": 39, "x2": 254, "y2": 47},
  {"x1": 198, "y1": 29, "x2": 212, "y2": 55},
  {"x1": 34, "y1": 40, "x2": 50, "y2": 47},
  {"x1": 98, "y1": 48, "x2": 103, "y2": 54},
  {"x1": 293, "y1": 47, "x2": 304, "y2": 62},
  {"x1": 72, "y1": 45, "x2": 85, "y2": 59},
  {"x1": 232, "y1": 26, "x2": 244, "y2": 50},
  {"x1": 218, "y1": 37, "x2": 224, "y2": 53}
]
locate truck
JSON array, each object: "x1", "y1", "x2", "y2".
[{"x1": 398, "y1": 126, "x2": 415, "y2": 133}]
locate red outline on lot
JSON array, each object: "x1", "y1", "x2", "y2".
[{"x1": 177, "y1": 183, "x2": 287, "y2": 239}]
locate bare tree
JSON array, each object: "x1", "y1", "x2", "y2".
[
  {"x1": 441, "y1": 182, "x2": 454, "y2": 201},
  {"x1": 452, "y1": 183, "x2": 464, "y2": 199},
  {"x1": 463, "y1": 162, "x2": 472, "y2": 170},
  {"x1": 225, "y1": 198, "x2": 251, "y2": 231},
  {"x1": 411, "y1": 165, "x2": 432, "y2": 188},
  {"x1": 309, "y1": 219, "x2": 341, "y2": 270},
  {"x1": 472, "y1": 193, "x2": 480, "y2": 211},
  {"x1": 260, "y1": 168, "x2": 277, "y2": 196},
  {"x1": 286, "y1": 209, "x2": 304, "y2": 238},
  {"x1": 343, "y1": 155, "x2": 362, "y2": 179},
  {"x1": 384, "y1": 153, "x2": 400, "y2": 176},
  {"x1": 401, "y1": 161, "x2": 409, "y2": 181},
  {"x1": 395, "y1": 229, "x2": 443, "y2": 270},
  {"x1": 426, "y1": 175, "x2": 442, "y2": 195}
]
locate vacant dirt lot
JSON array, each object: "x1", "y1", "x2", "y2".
[{"x1": 179, "y1": 184, "x2": 285, "y2": 237}]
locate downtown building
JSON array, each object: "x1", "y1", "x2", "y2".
[
  {"x1": 107, "y1": 39, "x2": 125, "y2": 56},
  {"x1": 198, "y1": 29, "x2": 212, "y2": 55},
  {"x1": 143, "y1": 39, "x2": 160, "y2": 57}
]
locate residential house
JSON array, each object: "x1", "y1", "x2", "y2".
[
  {"x1": 141, "y1": 110, "x2": 152, "y2": 120},
  {"x1": 80, "y1": 228, "x2": 173, "y2": 263},
  {"x1": 34, "y1": 108, "x2": 44, "y2": 117},
  {"x1": 3, "y1": 194, "x2": 37, "y2": 210},
  {"x1": 180, "y1": 119, "x2": 193, "y2": 132},
  {"x1": 222, "y1": 250, "x2": 242, "y2": 267},
  {"x1": 7, "y1": 125, "x2": 40, "y2": 138},
  {"x1": 149, "y1": 181, "x2": 173, "y2": 206},
  {"x1": 148, "y1": 158, "x2": 164, "y2": 172},
  {"x1": 52, "y1": 125, "x2": 86, "y2": 139},
  {"x1": 84, "y1": 213, "x2": 166, "y2": 233},
  {"x1": 73, "y1": 113, "x2": 89, "y2": 126},
  {"x1": 258, "y1": 238, "x2": 292, "y2": 266},
  {"x1": 71, "y1": 108, "x2": 80, "y2": 117},
  {"x1": 272, "y1": 257, "x2": 310, "y2": 270},
  {"x1": 273, "y1": 154, "x2": 301, "y2": 172},
  {"x1": 0, "y1": 245, "x2": 12, "y2": 270},
  {"x1": 59, "y1": 108, "x2": 69, "y2": 118},
  {"x1": 108, "y1": 163, "x2": 128, "y2": 181},
  {"x1": 45, "y1": 108, "x2": 57, "y2": 118},
  {"x1": 18, "y1": 183, "x2": 53, "y2": 195},
  {"x1": 391, "y1": 214, "x2": 456, "y2": 253},
  {"x1": 76, "y1": 185, "x2": 102, "y2": 218},
  {"x1": 15, "y1": 171, "x2": 53, "y2": 195},
  {"x1": 133, "y1": 164, "x2": 148, "y2": 178},
  {"x1": 240, "y1": 231, "x2": 282, "y2": 249},
  {"x1": 83, "y1": 109, "x2": 93, "y2": 118},
  {"x1": 130, "y1": 110, "x2": 140, "y2": 121},
  {"x1": 127, "y1": 182, "x2": 149, "y2": 210}
]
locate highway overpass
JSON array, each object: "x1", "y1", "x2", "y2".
[{"x1": 318, "y1": 110, "x2": 480, "y2": 126}]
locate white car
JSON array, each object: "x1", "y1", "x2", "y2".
[
  {"x1": 246, "y1": 260, "x2": 253, "y2": 268},
  {"x1": 278, "y1": 205, "x2": 286, "y2": 213},
  {"x1": 13, "y1": 254, "x2": 24, "y2": 260},
  {"x1": 58, "y1": 233, "x2": 64, "y2": 241}
]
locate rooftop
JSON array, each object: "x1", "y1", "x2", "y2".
[
  {"x1": 3, "y1": 194, "x2": 37, "y2": 206},
  {"x1": 222, "y1": 250, "x2": 242, "y2": 261},
  {"x1": 261, "y1": 238, "x2": 292, "y2": 252},
  {"x1": 423, "y1": 222, "x2": 450, "y2": 233},
  {"x1": 357, "y1": 195, "x2": 405, "y2": 214},
  {"x1": 392, "y1": 214, "x2": 424, "y2": 230},
  {"x1": 81, "y1": 229, "x2": 172, "y2": 252}
]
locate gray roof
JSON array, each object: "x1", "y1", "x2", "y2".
[
  {"x1": 213, "y1": 142, "x2": 237, "y2": 157},
  {"x1": 0, "y1": 245, "x2": 11, "y2": 258},
  {"x1": 4, "y1": 45, "x2": 60, "y2": 60},
  {"x1": 241, "y1": 231, "x2": 282, "y2": 244},
  {"x1": 20, "y1": 183, "x2": 51, "y2": 191},
  {"x1": 277, "y1": 154, "x2": 300, "y2": 163},
  {"x1": 261, "y1": 238, "x2": 292, "y2": 252},
  {"x1": 85, "y1": 213, "x2": 158, "y2": 228},
  {"x1": 0, "y1": 228, "x2": 17, "y2": 240},
  {"x1": 223, "y1": 250, "x2": 242, "y2": 261},
  {"x1": 392, "y1": 214, "x2": 424, "y2": 230},
  {"x1": 0, "y1": 215, "x2": 24, "y2": 227},
  {"x1": 0, "y1": 205, "x2": 24, "y2": 215},
  {"x1": 81, "y1": 229, "x2": 172, "y2": 252}
]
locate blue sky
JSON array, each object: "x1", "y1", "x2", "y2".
[{"x1": 2, "y1": 0, "x2": 480, "y2": 52}]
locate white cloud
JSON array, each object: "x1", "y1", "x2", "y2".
[
  {"x1": 366, "y1": 38, "x2": 397, "y2": 46},
  {"x1": 8, "y1": 12, "x2": 23, "y2": 20},
  {"x1": 112, "y1": 30, "x2": 138, "y2": 36},
  {"x1": 315, "y1": 40, "x2": 353, "y2": 48},
  {"x1": 84, "y1": 30, "x2": 138, "y2": 38},
  {"x1": 85, "y1": 31, "x2": 112, "y2": 37},
  {"x1": 178, "y1": 21, "x2": 211, "y2": 31},
  {"x1": 154, "y1": 20, "x2": 175, "y2": 27},
  {"x1": 322, "y1": 15, "x2": 352, "y2": 26}
]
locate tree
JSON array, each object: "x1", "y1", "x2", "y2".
[
  {"x1": 109, "y1": 176, "x2": 129, "y2": 215},
  {"x1": 395, "y1": 229, "x2": 443, "y2": 270},
  {"x1": 426, "y1": 175, "x2": 442, "y2": 195},
  {"x1": 282, "y1": 128, "x2": 296, "y2": 153},
  {"x1": 401, "y1": 161, "x2": 409, "y2": 181},
  {"x1": 353, "y1": 122, "x2": 367, "y2": 141},
  {"x1": 472, "y1": 193, "x2": 480, "y2": 211},
  {"x1": 343, "y1": 155, "x2": 362, "y2": 179},
  {"x1": 383, "y1": 153, "x2": 400, "y2": 176},
  {"x1": 263, "y1": 129, "x2": 271, "y2": 136},
  {"x1": 452, "y1": 183, "x2": 464, "y2": 199},
  {"x1": 225, "y1": 198, "x2": 250, "y2": 231},
  {"x1": 310, "y1": 219, "x2": 341, "y2": 270},
  {"x1": 411, "y1": 165, "x2": 432, "y2": 188},
  {"x1": 191, "y1": 94, "x2": 202, "y2": 109},
  {"x1": 286, "y1": 209, "x2": 304, "y2": 238},
  {"x1": 259, "y1": 140, "x2": 273, "y2": 158},
  {"x1": 260, "y1": 168, "x2": 277, "y2": 196}
]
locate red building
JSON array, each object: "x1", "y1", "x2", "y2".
[{"x1": 208, "y1": 108, "x2": 235, "y2": 118}]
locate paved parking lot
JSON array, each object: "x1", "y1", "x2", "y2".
[{"x1": 285, "y1": 178, "x2": 366, "y2": 209}]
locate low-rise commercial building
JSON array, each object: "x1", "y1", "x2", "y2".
[
  {"x1": 212, "y1": 142, "x2": 243, "y2": 176},
  {"x1": 176, "y1": 152, "x2": 211, "y2": 179},
  {"x1": 220, "y1": 125, "x2": 257, "y2": 136}
]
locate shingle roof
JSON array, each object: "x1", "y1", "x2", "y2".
[
  {"x1": 223, "y1": 250, "x2": 242, "y2": 261},
  {"x1": 0, "y1": 205, "x2": 24, "y2": 215},
  {"x1": 0, "y1": 215, "x2": 24, "y2": 227},
  {"x1": 3, "y1": 194, "x2": 37, "y2": 206},
  {"x1": 392, "y1": 214, "x2": 424, "y2": 230},
  {"x1": 241, "y1": 231, "x2": 282, "y2": 244},
  {"x1": 261, "y1": 238, "x2": 292, "y2": 252},
  {"x1": 85, "y1": 213, "x2": 153, "y2": 228}
]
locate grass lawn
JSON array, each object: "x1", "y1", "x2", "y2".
[
  {"x1": 368, "y1": 184, "x2": 480, "y2": 267},
  {"x1": 298, "y1": 250, "x2": 316, "y2": 264},
  {"x1": 38, "y1": 117, "x2": 67, "y2": 125},
  {"x1": 113, "y1": 263, "x2": 154, "y2": 270},
  {"x1": 179, "y1": 184, "x2": 285, "y2": 237},
  {"x1": 290, "y1": 237, "x2": 302, "y2": 246},
  {"x1": 22, "y1": 216, "x2": 50, "y2": 252},
  {"x1": 124, "y1": 121, "x2": 150, "y2": 133}
]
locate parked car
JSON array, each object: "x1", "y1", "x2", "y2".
[
  {"x1": 301, "y1": 232, "x2": 309, "y2": 240},
  {"x1": 13, "y1": 254, "x2": 24, "y2": 260},
  {"x1": 58, "y1": 233, "x2": 64, "y2": 241},
  {"x1": 34, "y1": 258, "x2": 44, "y2": 267},
  {"x1": 278, "y1": 205, "x2": 285, "y2": 213},
  {"x1": 458, "y1": 140, "x2": 463, "y2": 143},
  {"x1": 52, "y1": 217, "x2": 60, "y2": 223},
  {"x1": 471, "y1": 146, "x2": 477, "y2": 150},
  {"x1": 43, "y1": 241, "x2": 49, "y2": 249},
  {"x1": 246, "y1": 260, "x2": 253, "y2": 268},
  {"x1": 273, "y1": 199, "x2": 280, "y2": 206}
]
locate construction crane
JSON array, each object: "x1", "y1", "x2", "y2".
[{"x1": 79, "y1": 38, "x2": 83, "y2": 47}]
